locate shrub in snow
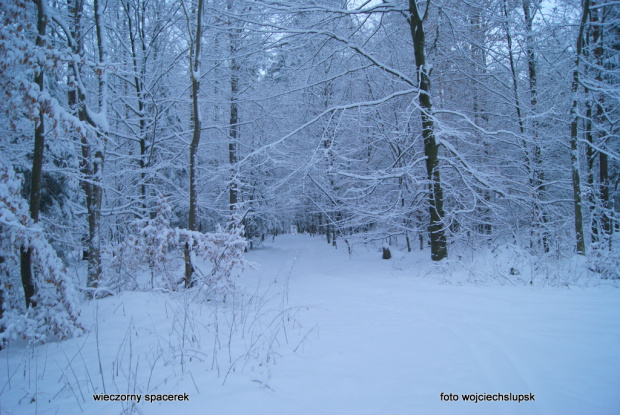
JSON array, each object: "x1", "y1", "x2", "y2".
[
  {"x1": 108, "y1": 197, "x2": 247, "y2": 297},
  {"x1": 588, "y1": 243, "x2": 620, "y2": 280},
  {"x1": 0, "y1": 159, "x2": 83, "y2": 345},
  {"x1": 179, "y1": 211, "x2": 247, "y2": 297},
  {"x1": 107, "y1": 195, "x2": 179, "y2": 291}
]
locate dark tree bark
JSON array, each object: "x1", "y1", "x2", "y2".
[
  {"x1": 123, "y1": 0, "x2": 150, "y2": 216},
  {"x1": 503, "y1": 0, "x2": 525, "y2": 136},
  {"x1": 522, "y1": 0, "x2": 548, "y2": 252},
  {"x1": 184, "y1": 0, "x2": 204, "y2": 288},
  {"x1": 382, "y1": 247, "x2": 391, "y2": 260},
  {"x1": 569, "y1": 0, "x2": 590, "y2": 255},
  {"x1": 407, "y1": 0, "x2": 447, "y2": 261},
  {"x1": 66, "y1": 0, "x2": 106, "y2": 294},
  {"x1": 20, "y1": 0, "x2": 49, "y2": 308},
  {"x1": 590, "y1": 1, "x2": 611, "y2": 245}
]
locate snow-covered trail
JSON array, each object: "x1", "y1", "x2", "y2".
[
  {"x1": 1, "y1": 234, "x2": 619, "y2": 415},
  {"x1": 208, "y1": 234, "x2": 620, "y2": 415}
]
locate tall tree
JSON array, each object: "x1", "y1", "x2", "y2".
[
  {"x1": 182, "y1": 0, "x2": 204, "y2": 287},
  {"x1": 521, "y1": 0, "x2": 548, "y2": 252},
  {"x1": 122, "y1": 0, "x2": 151, "y2": 215},
  {"x1": 569, "y1": 0, "x2": 589, "y2": 255},
  {"x1": 0, "y1": 0, "x2": 83, "y2": 344},
  {"x1": 20, "y1": 0, "x2": 49, "y2": 308},
  {"x1": 586, "y1": 0, "x2": 616, "y2": 247},
  {"x1": 407, "y1": 0, "x2": 447, "y2": 261},
  {"x1": 227, "y1": 0, "x2": 240, "y2": 210}
]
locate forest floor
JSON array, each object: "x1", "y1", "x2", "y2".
[{"x1": 1, "y1": 234, "x2": 619, "y2": 414}]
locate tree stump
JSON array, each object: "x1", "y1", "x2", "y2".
[{"x1": 382, "y1": 247, "x2": 391, "y2": 259}]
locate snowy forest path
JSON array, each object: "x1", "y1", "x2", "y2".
[{"x1": 227, "y1": 234, "x2": 620, "y2": 415}]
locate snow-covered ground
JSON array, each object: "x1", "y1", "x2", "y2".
[{"x1": 1, "y1": 234, "x2": 619, "y2": 414}]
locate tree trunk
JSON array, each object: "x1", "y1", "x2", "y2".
[
  {"x1": 326, "y1": 221, "x2": 331, "y2": 244},
  {"x1": 228, "y1": 0, "x2": 239, "y2": 210},
  {"x1": 20, "y1": 0, "x2": 48, "y2": 308},
  {"x1": 503, "y1": 0, "x2": 525, "y2": 136},
  {"x1": 67, "y1": 0, "x2": 106, "y2": 294},
  {"x1": 522, "y1": 0, "x2": 548, "y2": 252},
  {"x1": 401, "y1": 179, "x2": 412, "y2": 252},
  {"x1": 123, "y1": 0, "x2": 149, "y2": 216},
  {"x1": 585, "y1": 92, "x2": 598, "y2": 242},
  {"x1": 185, "y1": 0, "x2": 204, "y2": 288},
  {"x1": 470, "y1": 10, "x2": 492, "y2": 237},
  {"x1": 569, "y1": 0, "x2": 590, "y2": 255},
  {"x1": 590, "y1": 1, "x2": 611, "y2": 246},
  {"x1": 408, "y1": 0, "x2": 447, "y2": 261},
  {"x1": 80, "y1": 0, "x2": 108, "y2": 293},
  {"x1": 382, "y1": 247, "x2": 391, "y2": 259}
]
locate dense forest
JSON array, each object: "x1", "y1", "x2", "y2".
[{"x1": 0, "y1": 0, "x2": 618, "y2": 343}]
